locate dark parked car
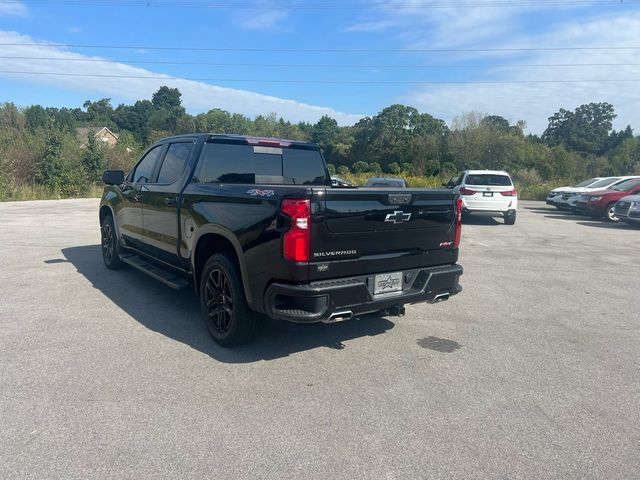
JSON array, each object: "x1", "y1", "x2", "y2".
[
  {"x1": 99, "y1": 134, "x2": 463, "y2": 346},
  {"x1": 330, "y1": 175, "x2": 353, "y2": 187},
  {"x1": 364, "y1": 177, "x2": 409, "y2": 188},
  {"x1": 614, "y1": 194, "x2": 640, "y2": 226}
]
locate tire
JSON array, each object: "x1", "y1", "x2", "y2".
[
  {"x1": 101, "y1": 214, "x2": 124, "y2": 270},
  {"x1": 504, "y1": 211, "x2": 517, "y2": 225},
  {"x1": 199, "y1": 253, "x2": 260, "y2": 347},
  {"x1": 603, "y1": 203, "x2": 619, "y2": 223}
]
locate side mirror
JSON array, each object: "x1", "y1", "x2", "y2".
[{"x1": 102, "y1": 170, "x2": 125, "y2": 185}]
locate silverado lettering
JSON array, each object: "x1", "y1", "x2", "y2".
[{"x1": 313, "y1": 250, "x2": 358, "y2": 258}]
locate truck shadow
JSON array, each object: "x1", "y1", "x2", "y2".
[
  {"x1": 461, "y1": 215, "x2": 501, "y2": 226},
  {"x1": 61, "y1": 245, "x2": 395, "y2": 363}
]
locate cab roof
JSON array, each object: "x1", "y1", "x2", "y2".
[
  {"x1": 156, "y1": 133, "x2": 317, "y2": 148},
  {"x1": 465, "y1": 169, "x2": 511, "y2": 176}
]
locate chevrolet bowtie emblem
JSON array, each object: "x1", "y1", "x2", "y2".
[{"x1": 385, "y1": 211, "x2": 412, "y2": 224}]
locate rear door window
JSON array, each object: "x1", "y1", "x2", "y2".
[
  {"x1": 465, "y1": 174, "x2": 512, "y2": 186},
  {"x1": 197, "y1": 143, "x2": 329, "y2": 185},
  {"x1": 157, "y1": 142, "x2": 193, "y2": 184}
]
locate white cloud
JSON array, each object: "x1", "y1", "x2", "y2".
[
  {"x1": 404, "y1": 12, "x2": 640, "y2": 133},
  {"x1": 230, "y1": 2, "x2": 289, "y2": 31},
  {"x1": 347, "y1": 2, "x2": 640, "y2": 133},
  {"x1": 0, "y1": 30, "x2": 363, "y2": 125},
  {"x1": 343, "y1": 20, "x2": 395, "y2": 33},
  {"x1": 0, "y1": 1, "x2": 27, "y2": 17}
]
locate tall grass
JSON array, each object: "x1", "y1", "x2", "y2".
[{"x1": 0, "y1": 183, "x2": 104, "y2": 201}]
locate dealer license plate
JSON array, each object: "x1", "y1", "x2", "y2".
[{"x1": 374, "y1": 272, "x2": 403, "y2": 295}]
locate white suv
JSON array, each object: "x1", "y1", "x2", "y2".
[{"x1": 451, "y1": 170, "x2": 518, "y2": 225}]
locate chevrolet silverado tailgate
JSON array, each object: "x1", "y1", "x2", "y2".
[{"x1": 309, "y1": 188, "x2": 459, "y2": 280}]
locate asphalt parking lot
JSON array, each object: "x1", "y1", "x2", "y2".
[{"x1": 1, "y1": 199, "x2": 638, "y2": 479}]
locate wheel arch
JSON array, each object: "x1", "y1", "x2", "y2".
[
  {"x1": 99, "y1": 204, "x2": 115, "y2": 225},
  {"x1": 192, "y1": 227, "x2": 253, "y2": 304}
]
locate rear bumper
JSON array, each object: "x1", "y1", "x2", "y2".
[
  {"x1": 462, "y1": 197, "x2": 517, "y2": 213},
  {"x1": 264, "y1": 264, "x2": 463, "y2": 323},
  {"x1": 463, "y1": 207, "x2": 516, "y2": 215}
]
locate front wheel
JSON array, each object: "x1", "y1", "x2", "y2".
[
  {"x1": 603, "y1": 203, "x2": 619, "y2": 222},
  {"x1": 504, "y1": 211, "x2": 517, "y2": 225},
  {"x1": 101, "y1": 214, "x2": 124, "y2": 270},
  {"x1": 199, "y1": 253, "x2": 260, "y2": 347}
]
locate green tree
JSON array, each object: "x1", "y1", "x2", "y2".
[
  {"x1": 326, "y1": 163, "x2": 336, "y2": 175},
  {"x1": 0, "y1": 102, "x2": 24, "y2": 130},
  {"x1": 543, "y1": 103, "x2": 617, "y2": 155},
  {"x1": 35, "y1": 128, "x2": 84, "y2": 196},
  {"x1": 337, "y1": 165, "x2": 350, "y2": 176},
  {"x1": 480, "y1": 115, "x2": 510, "y2": 133},
  {"x1": 352, "y1": 161, "x2": 369, "y2": 173},
  {"x1": 24, "y1": 105, "x2": 49, "y2": 130},
  {"x1": 388, "y1": 162, "x2": 401, "y2": 174},
  {"x1": 149, "y1": 86, "x2": 186, "y2": 132},
  {"x1": 83, "y1": 98, "x2": 114, "y2": 123},
  {"x1": 81, "y1": 129, "x2": 106, "y2": 182},
  {"x1": 368, "y1": 162, "x2": 382, "y2": 173},
  {"x1": 114, "y1": 100, "x2": 152, "y2": 142}
]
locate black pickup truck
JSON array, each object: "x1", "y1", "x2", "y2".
[{"x1": 99, "y1": 134, "x2": 463, "y2": 346}]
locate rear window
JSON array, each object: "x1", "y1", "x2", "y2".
[
  {"x1": 465, "y1": 174, "x2": 512, "y2": 186},
  {"x1": 197, "y1": 143, "x2": 329, "y2": 185},
  {"x1": 365, "y1": 179, "x2": 405, "y2": 188}
]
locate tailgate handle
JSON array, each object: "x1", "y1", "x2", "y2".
[{"x1": 388, "y1": 193, "x2": 412, "y2": 205}]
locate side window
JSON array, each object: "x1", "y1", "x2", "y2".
[
  {"x1": 157, "y1": 142, "x2": 193, "y2": 184},
  {"x1": 132, "y1": 145, "x2": 163, "y2": 184}
]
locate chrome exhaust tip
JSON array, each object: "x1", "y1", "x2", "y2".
[
  {"x1": 323, "y1": 311, "x2": 353, "y2": 323},
  {"x1": 431, "y1": 293, "x2": 450, "y2": 303}
]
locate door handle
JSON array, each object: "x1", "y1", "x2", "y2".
[{"x1": 164, "y1": 197, "x2": 177, "y2": 206}]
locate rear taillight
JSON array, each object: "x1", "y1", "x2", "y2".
[
  {"x1": 282, "y1": 199, "x2": 310, "y2": 262},
  {"x1": 454, "y1": 197, "x2": 463, "y2": 248},
  {"x1": 500, "y1": 189, "x2": 517, "y2": 197},
  {"x1": 459, "y1": 187, "x2": 476, "y2": 195}
]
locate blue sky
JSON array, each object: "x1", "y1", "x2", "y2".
[{"x1": 1, "y1": 0, "x2": 640, "y2": 132}]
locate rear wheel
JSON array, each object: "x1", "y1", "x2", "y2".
[
  {"x1": 101, "y1": 214, "x2": 124, "y2": 270},
  {"x1": 603, "y1": 203, "x2": 619, "y2": 222},
  {"x1": 504, "y1": 211, "x2": 517, "y2": 225},
  {"x1": 199, "y1": 253, "x2": 260, "y2": 347}
]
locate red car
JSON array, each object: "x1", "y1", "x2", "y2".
[{"x1": 582, "y1": 177, "x2": 640, "y2": 221}]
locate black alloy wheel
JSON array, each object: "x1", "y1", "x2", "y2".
[
  {"x1": 199, "y1": 253, "x2": 260, "y2": 346},
  {"x1": 101, "y1": 215, "x2": 123, "y2": 270},
  {"x1": 204, "y1": 268, "x2": 234, "y2": 334}
]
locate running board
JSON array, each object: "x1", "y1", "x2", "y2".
[{"x1": 120, "y1": 254, "x2": 189, "y2": 290}]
